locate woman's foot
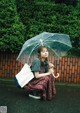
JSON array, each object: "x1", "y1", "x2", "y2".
[
  {"x1": 29, "y1": 94, "x2": 41, "y2": 99},
  {"x1": 29, "y1": 90, "x2": 41, "y2": 99}
]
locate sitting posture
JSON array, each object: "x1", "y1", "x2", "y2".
[{"x1": 24, "y1": 46, "x2": 59, "y2": 100}]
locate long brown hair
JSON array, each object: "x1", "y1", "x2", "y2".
[
  {"x1": 38, "y1": 46, "x2": 49, "y2": 61},
  {"x1": 38, "y1": 46, "x2": 49, "y2": 72}
]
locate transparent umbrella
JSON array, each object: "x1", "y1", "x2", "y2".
[{"x1": 17, "y1": 32, "x2": 72, "y2": 64}]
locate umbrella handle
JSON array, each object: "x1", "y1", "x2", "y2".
[{"x1": 52, "y1": 73, "x2": 59, "y2": 78}]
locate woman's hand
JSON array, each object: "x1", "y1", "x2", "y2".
[
  {"x1": 48, "y1": 68, "x2": 54, "y2": 74},
  {"x1": 49, "y1": 68, "x2": 60, "y2": 78},
  {"x1": 49, "y1": 62, "x2": 54, "y2": 69},
  {"x1": 48, "y1": 62, "x2": 54, "y2": 75}
]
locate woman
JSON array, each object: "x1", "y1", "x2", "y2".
[{"x1": 24, "y1": 46, "x2": 59, "y2": 100}]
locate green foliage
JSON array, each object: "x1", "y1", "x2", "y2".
[
  {"x1": 0, "y1": 0, "x2": 80, "y2": 56},
  {"x1": 16, "y1": 0, "x2": 80, "y2": 56},
  {"x1": 0, "y1": 0, "x2": 26, "y2": 53},
  {"x1": 55, "y1": 0, "x2": 78, "y2": 6}
]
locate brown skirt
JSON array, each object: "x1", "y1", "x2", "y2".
[{"x1": 24, "y1": 74, "x2": 56, "y2": 100}]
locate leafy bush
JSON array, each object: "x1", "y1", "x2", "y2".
[
  {"x1": 55, "y1": 0, "x2": 78, "y2": 6},
  {"x1": 0, "y1": 0, "x2": 80, "y2": 56},
  {"x1": 0, "y1": 0, "x2": 26, "y2": 53},
  {"x1": 16, "y1": 0, "x2": 80, "y2": 56}
]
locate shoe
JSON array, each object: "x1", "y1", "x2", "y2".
[
  {"x1": 29, "y1": 94, "x2": 41, "y2": 99},
  {"x1": 29, "y1": 90, "x2": 41, "y2": 99}
]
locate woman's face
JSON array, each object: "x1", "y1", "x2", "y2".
[{"x1": 40, "y1": 48, "x2": 49, "y2": 58}]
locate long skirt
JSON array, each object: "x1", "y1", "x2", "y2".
[{"x1": 24, "y1": 74, "x2": 56, "y2": 100}]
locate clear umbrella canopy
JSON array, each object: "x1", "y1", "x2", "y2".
[{"x1": 17, "y1": 32, "x2": 72, "y2": 64}]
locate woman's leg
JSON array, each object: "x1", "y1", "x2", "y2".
[{"x1": 24, "y1": 75, "x2": 56, "y2": 100}]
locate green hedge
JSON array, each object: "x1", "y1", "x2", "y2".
[
  {"x1": 0, "y1": 0, "x2": 80, "y2": 56},
  {"x1": 55, "y1": 0, "x2": 78, "y2": 6},
  {"x1": 0, "y1": 0, "x2": 26, "y2": 53},
  {"x1": 16, "y1": 0, "x2": 80, "y2": 56}
]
